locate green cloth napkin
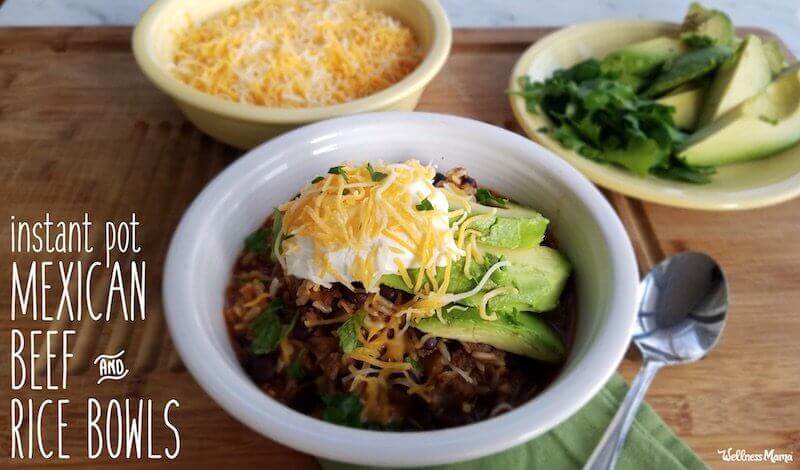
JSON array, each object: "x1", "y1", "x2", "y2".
[{"x1": 321, "y1": 374, "x2": 706, "y2": 470}]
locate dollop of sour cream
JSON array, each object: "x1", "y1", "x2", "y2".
[{"x1": 281, "y1": 161, "x2": 463, "y2": 291}]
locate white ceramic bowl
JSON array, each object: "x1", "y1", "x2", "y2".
[{"x1": 162, "y1": 112, "x2": 639, "y2": 467}]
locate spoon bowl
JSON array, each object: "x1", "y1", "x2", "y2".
[{"x1": 635, "y1": 252, "x2": 728, "y2": 364}]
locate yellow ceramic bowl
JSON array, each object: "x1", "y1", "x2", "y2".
[
  {"x1": 133, "y1": 0, "x2": 451, "y2": 149},
  {"x1": 510, "y1": 20, "x2": 800, "y2": 211}
]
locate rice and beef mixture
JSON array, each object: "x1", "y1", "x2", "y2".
[{"x1": 224, "y1": 169, "x2": 575, "y2": 430}]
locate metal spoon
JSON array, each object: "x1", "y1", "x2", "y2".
[{"x1": 584, "y1": 252, "x2": 728, "y2": 470}]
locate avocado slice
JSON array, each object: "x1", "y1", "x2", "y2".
[
  {"x1": 460, "y1": 245, "x2": 571, "y2": 313},
  {"x1": 382, "y1": 244, "x2": 571, "y2": 315},
  {"x1": 657, "y1": 86, "x2": 706, "y2": 130},
  {"x1": 679, "y1": 2, "x2": 735, "y2": 48},
  {"x1": 763, "y1": 38, "x2": 788, "y2": 76},
  {"x1": 600, "y1": 36, "x2": 688, "y2": 89},
  {"x1": 380, "y1": 256, "x2": 489, "y2": 295},
  {"x1": 642, "y1": 45, "x2": 733, "y2": 98},
  {"x1": 698, "y1": 35, "x2": 772, "y2": 127},
  {"x1": 471, "y1": 214, "x2": 548, "y2": 249},
  {"x1": 414, "y1": 307, "x2": 566, "y2": 362},
  {"x1": 679, "y1": 65, "x2": 800, "y2": 166},
  {"x1": 445, "y1": 194, "x2": 549, "y2": 250}
]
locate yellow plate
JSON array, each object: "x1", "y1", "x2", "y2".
[{"x1": 509, "y1": 20, "x2": 800, "y2": 211}]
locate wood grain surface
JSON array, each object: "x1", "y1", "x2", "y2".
[{"x1": 1, "y1": 26, "x2": 798, "y2": 469}]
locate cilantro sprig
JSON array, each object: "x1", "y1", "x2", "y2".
[
  {"x1": 321, "y1": 393, "x2": 363, "y2": 428},
  {"x1": 415, "y1": 198, "x2": 434, "y2": 211},
  {"x1": 367, "y1": 163, "x2": 388, "y2": 182},
  {"x1": 337, "y1": 311, "x2": 365, "y2": 354},
  {"x1": 515, "y1": 59, "x2": 714, "y2": 184},
  {"x1": 249, "y1": 300, "x2": 284, "y2": 354},
  {"x1": 286, "y1": 350, "x2": 306, "y2": 380},
  {"x1": 404, "y1": 356, "x2": 422, "y2": 372},
  {"x1": 476, "y1": 188, "x2": 509, "y2": 208},
  {"x1": 244, "y1": 228, "x2": 269, "y2": 254},
  {"x1": 328, "y1": 166, "x2": 349, "y2": 182},
  {"x1": 249, "y1": 300, "x2": 297, "y2": 354}
]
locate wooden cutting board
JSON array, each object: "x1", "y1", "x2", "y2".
[{"x1": 1, "y1": 27, "x2": 798, "y2": 469}]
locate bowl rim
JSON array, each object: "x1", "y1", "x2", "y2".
[
  {"x1": 162, "y1": 112, "x2": 639, "y2": 467},
  {"x1": 132, "y1": 0, "x2": 452, "y2": 123},
  {"x1": 509, "y1": 19, "x2": 800, "y2": 211}
]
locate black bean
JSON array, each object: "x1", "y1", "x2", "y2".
[{"x1": 423, "y1": 337, "x2": 439, "y2": 349}]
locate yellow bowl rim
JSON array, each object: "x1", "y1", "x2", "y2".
[
  {"x1": 132, "y1": 0, "x2": 452, "y2": 124},
  {"x1": 509, "y1": 19, "x2": 800, "y2": 211}
]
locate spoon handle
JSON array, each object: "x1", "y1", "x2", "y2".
[{"x1": 583, "y1": 360, "x2": 664, "y2": 470}]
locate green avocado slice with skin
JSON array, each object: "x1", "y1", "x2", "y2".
[
  {"x1": 380, "y1": 256, "x2": 492, "y2": 295},
  {"x1": 657, "y1": 86, "x2": 706, "y2": 130},
  {"x1": 642, "y1": 45, "x2": 733, "y2": 98},
  {"x1": 679, "y1": 2, "x2": 735, "y2": 48},
  {"x1": 414, "y1": 307, "x2": 566, "y2": 363},
  {"x1": 445, "y1": 193, "x2": 549, "y2": 249},
  {"x1": 600, "y1": 36, "x2": 688, "y2": 90},
  {"x1": 470, "y1": 215, "x2": 548, "y2": 249},
  {"x1": 381, "y1": 245, "x2": 571, "y2": 314},
  {"x1": 679, "y1": 65, "x2": 800, "y2": 166},
  {"x1": 459, "y1": 245, "x2": 572, "y2": 313},
  {"x1": 698, "y1": 35, "x2": 772, "y2": 127}
]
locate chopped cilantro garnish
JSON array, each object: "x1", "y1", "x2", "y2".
[
  {"x1": 404, "y1": 356, "x2": 422, "y2": 372},
  {"x1": 337, "y1": 311, "x2": 365, "y2": 354},
  {"x1": 282, "y1": 310, "x2": 299, "y2": 338},
  {"x1": 286, "y1": 350, "x2": 306, "y2": 379},
  {"x1": 367, "y1": 163, "x2": 387, "y2": 182},
  {"x1": 516, "y1": 61, "x2": 713, "y2": 184},
  {"x1": 328, "y1": 166, "x2": 349, "y2": 182},
  {"x1": 321, "y1": 393, "x2": 363, "y2": 428},
  {"x1": 244, "y1": 228, "x2": 270, "y2": 254},
  {"x1": 286, "y1": 360, "x2": 306, "y2": 379},
  {"x1": 311, "y1": 176, "x2": 324, "y2": 184},
  {"x1": 415, "y1": 198, "x2": 434, "y2": 211},
  {"x1": 475, "y1": 188, "x2": 509, "y2": 208},
  {"x1": 250, "y1": 299, "x2": 284, "y2": 354}
]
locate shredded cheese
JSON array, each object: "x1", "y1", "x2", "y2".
[
  {"x1": 478, "y1": 286, "x2": 518, "y2": 321},
  {"x1": 394, "y1": 260, "x2": 512, "y2": 323},
  {"x1": 449, "y1": 363, "x2": 476, "y2": 384},
  {"x1": 172, "y1": 0, "x2": 422, "y2": 107},
  {"x1": 242, "y1": 292, "x2": 269, "y2": 308},
  {"x1": 280, "y1": 161, "x2": 462, "y2": 291}
]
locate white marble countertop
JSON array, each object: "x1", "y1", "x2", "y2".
[{"x1": 0, "y1": 0, "x2": 798, "y2": 56}]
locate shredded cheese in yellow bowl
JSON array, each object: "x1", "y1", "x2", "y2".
[
  {"x1": 133, "y1": 0, "x2": 451, "y2": 149},
  {"x1": 172, "y1": 0, "x2": 423, "y2": 108}
]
